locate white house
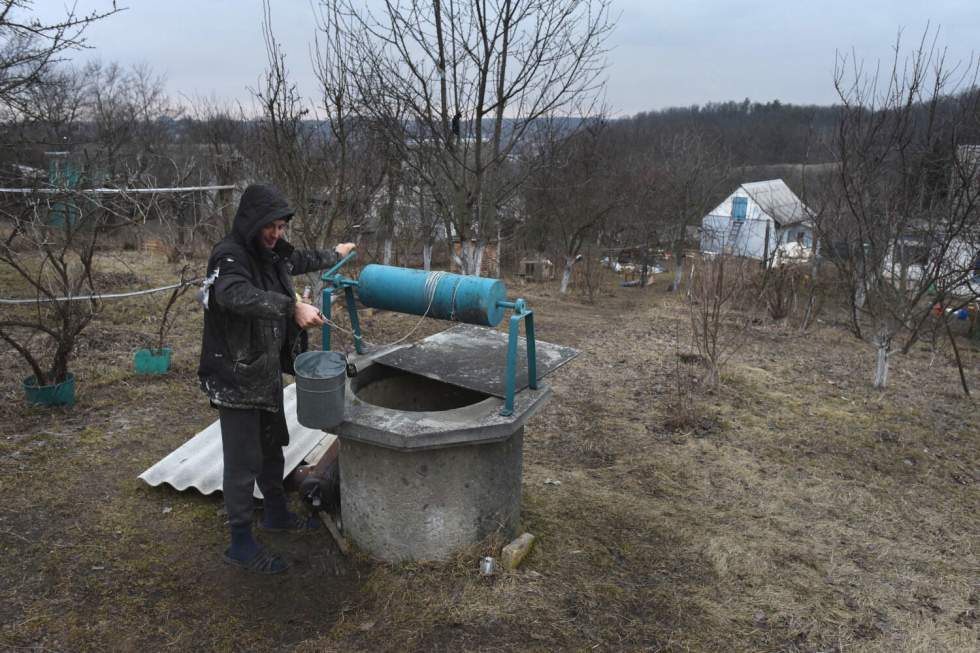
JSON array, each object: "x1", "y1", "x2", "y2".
[
  {"x1": 882, "y1": 229, "x2": 980, "y2": 297},
  {"x1": 700, "y1": 179, "x2": 814, "y2": 262}
]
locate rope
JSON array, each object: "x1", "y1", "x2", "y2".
[{"x1": 0, "y1": 280, "x2": 197, "y2": 305}]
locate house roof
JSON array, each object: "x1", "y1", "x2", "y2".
[{"x1": 741, "y1": 179, "x2": 813, "y2": 227}]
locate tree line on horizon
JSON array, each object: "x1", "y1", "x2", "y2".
[{"x1": 0, "y1": 1, "x2": 977, "y2": 394}]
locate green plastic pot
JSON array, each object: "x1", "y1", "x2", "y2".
[
  {"x1": 23, "y1": 373, "x2": 76, "y2": 407},
  {"x1": 134, "y1": 348, "x2": 172, "y2": 375}
]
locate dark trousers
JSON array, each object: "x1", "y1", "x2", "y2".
[{"x1": 218, "y1": 398, "x2": 290, "y2": 530}]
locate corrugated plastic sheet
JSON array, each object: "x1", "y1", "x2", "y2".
[{"x1": 139, "y1": 383, "x2": 334, "y2": 498}]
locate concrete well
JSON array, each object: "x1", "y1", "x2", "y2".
[{"x1": 332, "y1": 358, "x2": 551, "y2": 562}]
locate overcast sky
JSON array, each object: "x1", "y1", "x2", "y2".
[{"x1": 37, "y1": 0, "x2": 980, "y2": 117}]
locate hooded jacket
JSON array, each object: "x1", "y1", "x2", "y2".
[{"x1": 198, "y1": 184, "x2": 339, "y2": 411}]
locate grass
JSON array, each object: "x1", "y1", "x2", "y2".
[{"x1": 0, "y1": 252, "x2": 977, "y2": 652}]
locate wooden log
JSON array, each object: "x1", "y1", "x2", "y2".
[{"x1": 319, "y1": 512, "x2": 351, "y2": 555}]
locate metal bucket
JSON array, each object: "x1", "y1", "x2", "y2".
[{"x1": 294, "y1": 351, "x2": 348, "y2": 430}]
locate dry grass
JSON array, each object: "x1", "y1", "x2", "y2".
[{"x1": 0, "y1": 252, "x2": 977, "y2": 652}]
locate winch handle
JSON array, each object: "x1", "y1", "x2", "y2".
[{"x1": 322, "y1": 251, "x2": 358, "y2": 281}]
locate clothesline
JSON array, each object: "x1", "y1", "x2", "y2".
[
  {"x1": 0, "y1": 281, "x2": 196, "y2": 305},
  {"x1": 0, "y1": 185, "x2": 234, "y2": 194}
]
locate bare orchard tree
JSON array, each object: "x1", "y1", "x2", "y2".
[
  {"x1": 248, "y1": 1, "x2": 325, "y2": 249},
  {"x1": 523, "y1": 117, "x2": 623, "y2": 293},
  {"x1": 20, "y1": 64, "x2": 86, "y2": 151},
  {"x1": 312, "y1": 0, "x2": 390, "y2": 247},
  {"x1": 185, "y1": 96, "x2": 248, "y2": 231},
  {"x1": 653, "y1": 129, "x2": 731, "y2": 292},
  {"x1": 82, "y1": 60, "x2": 181, "y2": 185},
  {"x1": 0, "y1": 0, "x2": 121, "y2": 117},
  {"x1": 82, "y1": 60, "x2": 135, "y2": 182},
  {"x1": 821, "y1": 30, "x2": 980, "y2": 390},
  {"x1": 687, "y1": 254, "x2": 760, "y2": 387},
  {"x1": 0, "y1": 189, "x2": 133, "y2": 387},
  {"x1": 339, "y1": 0, "x2": 614, "y2": 275},
  {"x1": 404, "y1": 139, "x2": 446, "y2": 270}
]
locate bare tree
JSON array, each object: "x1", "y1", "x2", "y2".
[
  {"x1": 0, "y1": 190, "x2": 131, "y2": 387},
  {"x1": 311, "y1": 1, "x2": 391, "y2": 249},
  {"x1": 687, "y1": 255, "x2": 760, "y2": 387},
  {"x1": 83, "y1": 60, "x2": 136, "y2": 182},
  {"x1": 0, "y1": 0, "x2": 121, "y2": 117},
  {"x1": 523, "y1": 117, "x2": 621, "y2": 293},
  {"x1": 338, "y1": 0, "x2": 614, "y2": 275},
  {"x1": 186, "y1": 96, "x2": 247, "y2": 231},
  {"x1": 248, "y1": 1, "x2": 325, "y2": 248},
  {"x1": 653, "y1": 129, "x2": 731, "y2": 292},
  {"x1": 820, "y1": 29, "x2": 980, "y2": 390},
  {"x1": 21, "y1": 64, "x2": 86, "y2": 150}
]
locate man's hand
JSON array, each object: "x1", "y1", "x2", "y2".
[
  {"x1": 334, "y1": 242, "x2": 356, "y2": 258},
  {"x1": 295, "y1": 301, "x2": 326, "y2": 329}
]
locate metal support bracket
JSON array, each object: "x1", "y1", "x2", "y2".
[
  {"x1": 496, "y1": 298, "x2": 537, "y2": 416},
  {"x1": 321, "y1": 252, "x2": 363, "y2": 354}
]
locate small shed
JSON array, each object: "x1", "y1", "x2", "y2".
[
  {"x1": 700, "y1": 179, "x2": 814, "y2": 261},
  {"x1": 519, "y1": 258, "x2": 554, "y2": 282}
]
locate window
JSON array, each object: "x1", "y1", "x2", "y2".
[{"x1": 732, "y1": 196, "x2": 747, "y2": 222}]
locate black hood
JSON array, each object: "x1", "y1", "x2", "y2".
[{"x1": 231, "y1": 184, "x2": 294, "y2": 251}]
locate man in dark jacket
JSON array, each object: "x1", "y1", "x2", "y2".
[{"x1": 199, "y1": 183, "x2": 354, "y2": 574}]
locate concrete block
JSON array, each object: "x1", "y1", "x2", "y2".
[{"x1": 501, "y1": 532, "x2": 536, "y2": 570}]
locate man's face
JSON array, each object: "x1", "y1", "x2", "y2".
[{"x1": 258, "y1": 219, "x2": 288, "y2": 250}]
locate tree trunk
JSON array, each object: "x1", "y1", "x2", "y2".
[
  {"x1": 495, "y1": 224, "x2": 502, "y2": 278},
  {"x1": 872, "y1": 328, "x2": 892, "y2": 388},
  {"x1": 669, "y1": 241, "x2": 685, "y2": 292},
  {"x1": 456, "y1": 239, "x2": 473, "y2": 274},
  {"x1": 854, "y1": 281, "x2": 866, "y2": 309},
  {"x1": 176, "y1": 194, "x2": 187, "y2": 248},
  {"x1": 560, "y1": 256, "x2": 575, "y2": 294},
  {"x1": 219, "y1": 187, "x2": 234, "y2": 232},
  {"x1": 762, "y1": 220, "x2": 771, "y2": 269},
  {"x1": 472, "y1": 242, "x2": 486, "y2": 276},
  {"x1": 423, "y1": 242, "x2": 432, "y2": 271},
  {"x1": 383, "y1": 238, "x2": 393, "y2": 266}
]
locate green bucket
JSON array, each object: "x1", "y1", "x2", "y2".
[
  {"x1": 23, "y1": 373, "x2": 76, "y2": 407},
  {"x1": 134, "y1": 348, "x2": 173, "y2": 375}
]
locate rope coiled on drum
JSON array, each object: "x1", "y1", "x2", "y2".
[{"x1": 324, "y1": 270, "x2": 460, "y2": 351}]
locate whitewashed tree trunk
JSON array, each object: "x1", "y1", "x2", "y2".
[
  {"x1": 471, "y1": 242, "x2": 486, "y2": 276},
  {"x1": 423, "y1": 242, "x2": 432, "y2": 271},
  {"x1": 456, "y1": 240, "x2": 473, "y2": 274},
  {"x1": 854, "y1": 282, "x2": 866, "y2": 309},
  {"x1": 670, "y1": 262, "x2": 684, "y2": 292},
  {"x1": 873, "y1": 327, "x2": 892, "y2": 388},
  {"x1": 383, "y1": 238, "x2": 394, "y2": 266},
  {"x1": 669, "y1": 244, "x2": 685, "y2": 292},
  {"x1": 559, "y1": 256, "x2": 576, "y2": 294}
]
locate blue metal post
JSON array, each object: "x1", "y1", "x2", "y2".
[
  {"x1": 525, "y1": 311, "x2": 537, "y2": 390},
  {"x1": 502, "y1": 312, "x2": 521, "y2": 416},
  {"x1": 321, "y1": 285, "x2": 332, "y2": 351},
  {"x1": 319, "y1": 252, "x2": 358, "y2": 352},
  {"x1": 497, "y1": 298, "x2": 536, "y2": 416}
]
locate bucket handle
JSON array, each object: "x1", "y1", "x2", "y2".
[{"x1": 342, "y1": 352, "x2": 357, "y2": 378}]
